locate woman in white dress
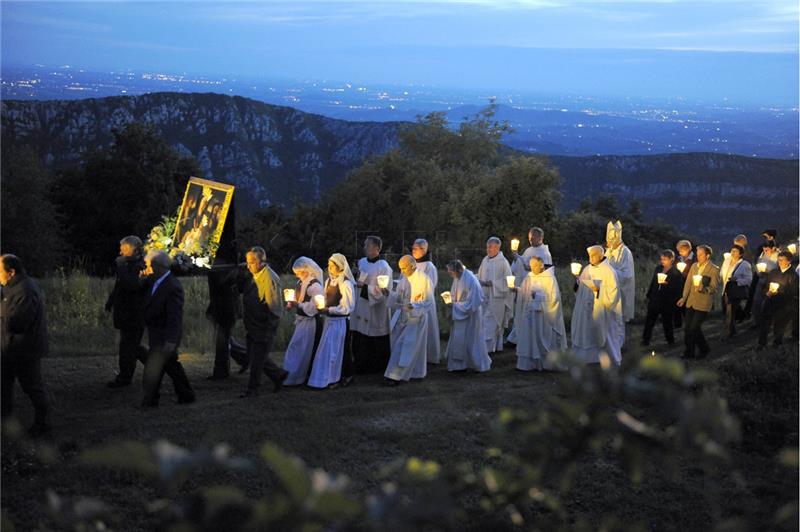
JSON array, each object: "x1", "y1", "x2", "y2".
[
  {"x1": 307, "y1": 253, "x2": 356, "y2": 389},
  {"x1": 283, "y1": 257, "x2": 325, "y2": 386}
]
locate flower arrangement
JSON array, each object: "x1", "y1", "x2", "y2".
[{"x1": 144, "y1": 212, "x2": 216, "y2": 271}]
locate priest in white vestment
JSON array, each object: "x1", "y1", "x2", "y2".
[
  {"x1": 383, "y1": 255, "x2": 434, "y2": 385},
  {"x1": 443, "y1": 260, "x2": 492, "y2": 372},
  {"x1": 571, "y1": 245, "x2": 624, "y2": 366},
  {"x1": 508, "y1": 227, "x2": 554, "y2": 344},
  {"x1": 513, "y1": 256, "x2": 567, "y2": 371},
  {"x1": 411, "y1": 238, "x2": 442, "y2": 364},
  {"x1": 478, "y1": 237, "x2": 514, "y2": 353},
  {"x1": 605, "y1": 221, "x2": 636, "y2": 323},
  {"x1": 351, "y1": 235, "x2": 393, "y2": 373}
]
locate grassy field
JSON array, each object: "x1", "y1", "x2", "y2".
[{"x1": 2, "y1": 270, "x2": 797, "y2": 530}]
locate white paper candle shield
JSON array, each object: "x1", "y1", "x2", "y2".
[
  {"x1": 769, "y1": 282, "x2": 780, "y2": 294},
  {"x1": 757, "y1": 262, "x2": 767, "y2": 273},
  {"x1": 657, "y1": 273, "x2": 667, "y2": 284},
  {"x1": 377, "y1": 275, "x2": 390, "y2": 289},
  {"x1": 314, "y1": 294, "x2": 326, "y2": 309},
  {"x1": 283, "y1": 288, "x2": 296, "y2": 302},
  {"x1": 506, "y1": 275, "x2": 515, "y2": 289},
  {"x1": 692, "y1": 274, "x2": 703, "y2": 287},
  {"x1": 570, "y1": 262, "x2": 582, "y2": 275},
  {"x1": 788, "y1": 243, "x2": 797, "y2": 254},
  {"x1": 510, "y1": 238, "x2": 520, "y2": 252},
  {"x1": 724, "y1": 252, "x2": 731, "y2": 261},
  {"x1": 676, "y1": 262, "x2": 687, "y2": 273},
  {"x1": 441, "y1": 291, "x2": 452, "y2": 304}
]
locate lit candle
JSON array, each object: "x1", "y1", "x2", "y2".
[
  {"x1": 570, "y1": 262, "x2": 582, "y2": 276},
  {"x1": 724, "y1": 252, "x2": 731, "y2": 261},
  {"x1": 441, "y1": 291, "x2": 452, "y2": 304},
  {"x1": 756, "y1": 262, "x2": 767, "y2": 273},
  {"x1": 788, "y1": 243, "x2": 797, "y2": 254},
  {"x1": 314, "y1": 294, "x2": 326, "y2": 310},
  {"x1": 377, "y1": 275, "x2": 390, "y2": 289},
  {"x1": 510, "y1": 238, "x2": 520, "y2": 252},
  {"x1": 657, "y1": 273, "x2": 667, "y2": 284},
  {"x1": 676, "y1": 262, "x2": 687, "y2": 273},
  {"x1": 769, "y1": 282, "x2": 780, "y2": 294},
  {"x1": 283, "y1": 288, "x2": 296, "y2": 302},
  {"x1": 506, "y1": 275, "x2": 515, "y2": 289},
  {"x1": 692, "y1": 274, "x2": 703, "y2": 287}
]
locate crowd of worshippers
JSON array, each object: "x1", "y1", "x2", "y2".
[{"x1": 1, "y1": 224, "x2": 798, "y2": 434}]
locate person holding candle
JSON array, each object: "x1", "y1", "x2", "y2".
[
  {"x1": 478, "y1": 237, "x2": 514, "y2": 353},
  {"x1": 351, "y1": 236, "x2": 393, "y2": 374},
  {"x1": 282, "y1": 257, "x2": 325, "y2": 386},
  {"x1": 239, "y1": 247, "x2": 289, "y2": 398},
  {"x1": 383, "y1": 255, "x2": 435, "y2": 385},
  {"x1": 720, "y1": 245, "x2": 752, "y2": 339},
  {"x1": 673, "y1": 240, "x2": 695, "y2": 329},
  {"x1": 410, "y1": 238, "x2": 441, "y2": 364},
  {"x1": 641, "y1": 250, "x2": 683, "y2": 347},
  {"x1": 514, "y1": 256, "x2": 567, "y2": 371},
  {"x1": 308, "y1": 253, "x2": 356, "y2": 389},
  {"x1": 676, "y1": 245, "x2": 720, "y2": 359},
  {"x1": 508, "y1": 227, "x2": 553, "y2": 344},
  {"x1": 604, "y1": 221, "x2": 636, "y2": 324},
  {"x1": 757, "y1": 251, "x2": 799, "y2": 350},
  {"x1": 443, "y1": 260, "x2": 492, "y2": 373},
  {"x1": 571, "y1": 245, "x2": 624, "y2": 366},
  {"x1": 749, "y1": 240, "x2": 780, "y2": 327}
]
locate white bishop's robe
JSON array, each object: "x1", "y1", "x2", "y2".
[
  {"x1": 415, "y1": 260, "x2": 442, "y2": 363},
  {"x1": 384, "y1": 269, "x2": 433, "y2": 382},
  {"x1": 477, "y1": 252, "x2": 514, "y2": 353},
  {"x1": 515, "y1": 268, "x2": 567, "y2": 371},
  {"x1": 570, "y1": 260, "x2": 624, "y2": 366},
  {"x1": 605, "y1": 244, "x2": 635, "y2": 322},
  {"x1": 508, "y1": 244, "x2": 553, "y2": 344},
  {"x1": 445, "y1": 269, "x2": 492, "y2": 372}
]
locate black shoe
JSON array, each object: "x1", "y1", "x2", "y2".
[
  {"x1": 240, "y1": 388, "x2": 258, "y2": 398},
  {"x1": 106, "y1": 378, "x2": 132, "y2": 388},
  {"x1": 177, "y1": 395, "x2": 196, "y2": 405},
  {"x1": 27, "y1": 424, "x2": 52, "y2": 438},
  {"x1": 273, "y1": 371, "x2": 289, "y2": 393},
  {"x1": 341, "y1": 375, "x2": 355, "y2": 388},
  {"x1": 206, "y1": 374, "x2": 229, "y2": 381},
  {"x1": 383, "y1": 378, "x2": 401, "y2": 387}
]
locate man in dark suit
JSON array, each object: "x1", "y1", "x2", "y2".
[
  {"x1": 140, "y1": 250, "x2": 195, "y2": 407},
  {"x1": 239, "y1": 246, "x2": 288, "y2": 398},
  {"x1": 206, "y1": 262, "x2": 249, "y2": 380},
  {"x1": 757, "y1": 251, "x2": 799, "y2": 349},
  {"x1": 1, "y1": 254, "x2": 52, "y2": 436},
  {"x1": 642, "y1": 250, "x2": 683, "y2": 346},
  {"x1": 105, "y1": 236, "x2": 149, "y2": 387}
]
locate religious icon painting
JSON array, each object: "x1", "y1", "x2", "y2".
[{"x1": 172, "y1": 177, "x2": 235, "y2": 258}]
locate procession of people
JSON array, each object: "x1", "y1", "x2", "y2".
[{"x1": 2, "y1": 222, "x2": 799, "y2": 435}]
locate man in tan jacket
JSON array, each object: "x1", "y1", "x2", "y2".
[{"x1": 677, "y1": 245, "x2": 720, "y2": 359}]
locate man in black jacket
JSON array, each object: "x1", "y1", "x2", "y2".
[
  {"x1": 206, "y1": 262, "x2": 248, "y2": 380},
  {"x1": 0, "y1": 254, "x2": 52, "y2": 436},
  {"x1": 105, "y1": 236, "x2": 149, "y2": 387},
  {"x1": 140, "y1": 250, "x2": 195, "y2": 407},
  {"x1": 757, "y1": 251, "x2": 799, "y2": 349},
  {"x1": 642, "y1": 250, "x2": 683, "y2": 346}
]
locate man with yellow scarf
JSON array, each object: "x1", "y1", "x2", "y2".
[{"x1": 240, "y1": 246, "x2": 289, "y2": 398}]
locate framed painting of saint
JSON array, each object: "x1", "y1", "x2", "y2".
[{"x1": 172, "y1": 177, "x2": 235, "y2": 258}]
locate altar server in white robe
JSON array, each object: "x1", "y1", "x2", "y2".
[
  {"x1": 443, "y1": 260, "x2": 492, "y2": 372},
  {"x1": 513, "y1": 256, "x2": 567, "y2": 371},
  {"x1": 508, "y1": 227, "x2": 554, "y2": 344},
  {"x1": 478, "y1": 237, "x2": 514, "y2": 353},
  {"x1": 605, "y1": 220, "x2": 635, "y2": 324},
  {"x1": 308, "y1": 254, "x2": 356, "y2": 389},
  {"x1": 571, "y1": 245, "x2": 625, "y2": 366},
  {"x1": 383, "y1": 255, "x2": 434, "y2": 385},
  {"x1": 351, "y1": 236, "x2": 393, "y2": 374},
  {"x1": 411, "y1": 238, "x2": 442, "y2": 364},
  {"x1": 283, "y1": 257, "x2": 324, "y2": 386}
]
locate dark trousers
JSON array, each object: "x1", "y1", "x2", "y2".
[
  {"x1": 673, "y1": 306, "x2": 684, "y2": 328},
  {"x1": 722, "y1": 296, "x2": 744, "y2": 337},
  {"x1": 351, "y1": 331, "x2": 390, "y2": 374},
  {"x1": 684, "y1": 308, "x2": 710, "y2": 358},
  {"x1": 758, "y1": 301, "x2": 796, "y2": 346},
  {"x1": 141, "y1": 347, "x2": 195, "y2": 406},
  {"x1": 1, "y1": 355, "x2": 51, "y2": 427},
  {"x1": 246, "y1": 329, "x2": 286, "y2": 391},
  {"x1": 211, "y1": 323, "x2": 249, "y2": 377},
  {"x1": 341, "y1": 320, "x2": 355, "y2": 380},
  {"x1": 642, "y1": 304, "x2": 675, "y2": 344},
  {"x1": 116, "y1": 325, "x2": 147, "y2": 383}
]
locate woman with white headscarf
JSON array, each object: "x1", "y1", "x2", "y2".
[
  {"x1": 308, "y1": 253, "x2": 357, "y2": 389},
  {"x1": 283, "y1": 257, "x2": 325, "y2": 385}
]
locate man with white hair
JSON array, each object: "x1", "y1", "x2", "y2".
[
  {"x1": 508, "y1": 226, "x2": 553, "y2": 344},
  {"x1": 443, "y1": 260, "x2": 492, "y2": 372},
  {"x1": 605, "y1": 221, "x2": 635, "y2": 323},
  {"x1": 477, "y1": 237, "x2": 514, "y2": 353},
  {"x1": 570, "y1": 245, "x2": 624, "y2": 366},
  {"x1": 140, "y1": 249, "x2": 195, "y2": 407},
  {"x1": 410, "y1": 238, "x2": 441, "y2": 364}
]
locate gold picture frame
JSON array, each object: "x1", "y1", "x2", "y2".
[{"x1": 172, "y1": 177, "x2": 235, "y2": 258}]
